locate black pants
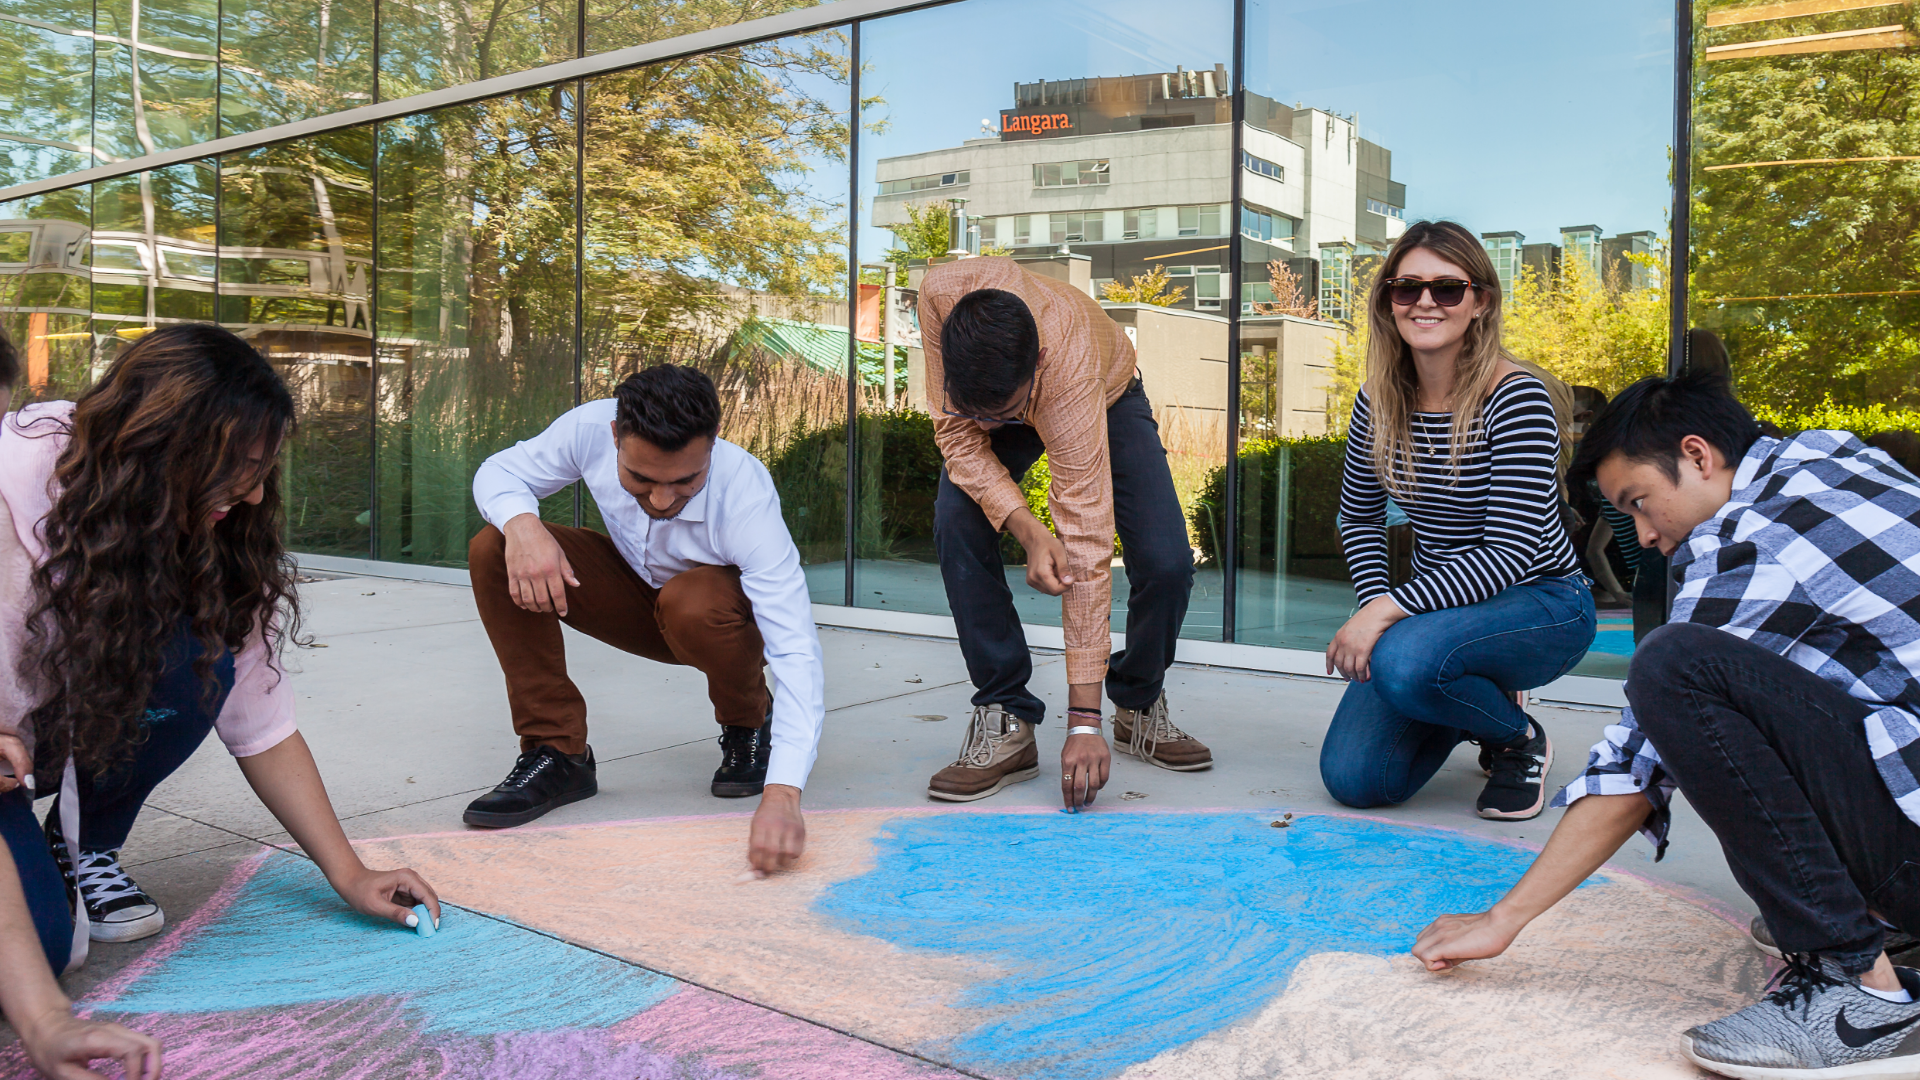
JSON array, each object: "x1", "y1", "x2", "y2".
[
  {"x1": 0, "y1": 626, "x2": 231, "y2": 971},
  {"x1": 934, "y1": 377, "x2": 1194, "y2": 723},
  {"x1": 1629, "y1": 622, "x2": 1920, "y2": 975}
]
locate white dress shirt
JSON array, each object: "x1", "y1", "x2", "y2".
[{"x1": 472, "y1": 398, "x2": 824, "y2": 791}]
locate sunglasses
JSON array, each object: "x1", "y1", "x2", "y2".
[{"x1": 1384, "y1": 277, "x2": 1481, "y2": 308}]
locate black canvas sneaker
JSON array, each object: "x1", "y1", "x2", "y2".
[
  {"x1": 1476, "y1": 719, "x2": 1552, "y2": 821},
  {"x1": 1684, "y1": 954, "x2": 1920, "y2": 1079},
  {"x1": 45, "y1": 813, "x2": 164, "y2": 942},
  {"x1": 711, "y1": 722, "x2": 771, "y2": 798},
  {"x1": 463, "y1": 744, "x2": 598, "y2": 828}
]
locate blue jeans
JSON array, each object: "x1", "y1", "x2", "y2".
[
  {"x1": 0, "y1": 626, "x2": 232, "y2": 971},
  {"x1": 1319, "y1": 573, "x2": 1596, "y2": 808}
]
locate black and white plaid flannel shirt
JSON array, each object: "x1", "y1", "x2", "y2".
[{"x1": 1553, "y1": 431, "x2": 1920, "y2": 857}]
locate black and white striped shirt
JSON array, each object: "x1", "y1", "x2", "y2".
[{"x1": 1340, "y1": 374, "x2": 1579, "y2": 614}]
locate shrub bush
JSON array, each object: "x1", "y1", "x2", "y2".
[{"x1": 1191, "y1": 434, "x2": 1353, "y2": 582}]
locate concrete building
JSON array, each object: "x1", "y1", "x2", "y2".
[
  {"x1": 1480, "y1": 227, "x2": 1663, "y2": 296},
  {"x1": 871, "y1": 68, "x2": 1406, "y2": 317}
]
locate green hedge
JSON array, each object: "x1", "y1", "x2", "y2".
[
  {"x1": 1191, "y1": 435, "x2": 1353, "y2": 582},
  {"x1": 764, "y1": 411, "x2": 1063, "y2": 565}
]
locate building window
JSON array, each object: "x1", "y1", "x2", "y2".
[
  {"x1": 1033, "y1": 159, "x2": 1111, "y2": 187},
  {"x1": 1123, "y1": 208, "x2": 1157, "y2": 239},
  {"x1": 1014, "y1": 215, "x2": 1032, "y2": 245},
  {"x1": 1240, "y1": 206, "x2": 1294, "y2": 244},
  {"x1": 1048, "y1": 211, "x2": 1105, "y2": 244},
  {"x1": 877, "y1": 170, "x2": 970, "y2": 195},
  {"x1": 1178, "y1": 204, "x2": 1224, "y2": 237},
  {"x1": 1366, "y1": 198, "x2": 1404, "y2": 220},
  {"x1": 1241, "y1": 151, "x2": 1284, "y2": 181},
  {"x1": 1168, "y1": 264, "x2": 1227, "y2": 309}
]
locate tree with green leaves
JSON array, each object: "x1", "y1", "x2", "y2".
[{"x1": 1101, "y1": 265, "x2": 1186, "y2": 306}]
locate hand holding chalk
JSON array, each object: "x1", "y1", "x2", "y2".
[{"x1": 407, "y1": 903, "x2": 438, "y2": 937}]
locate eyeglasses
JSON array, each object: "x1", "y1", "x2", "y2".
[
  {"x1": 941, "y1": 369, "x2": 1039, "y2": 426},
  {"x1": 1384, "y1": 277, "x2": 1481, "y2": 308}
]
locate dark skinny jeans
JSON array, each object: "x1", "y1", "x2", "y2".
[
  {"x1": 1629, "y1": 622, "x2": 1920, "y2": 976},
  {"x1": 0, "y1": 626, "x2": 233, "y2": 971}
]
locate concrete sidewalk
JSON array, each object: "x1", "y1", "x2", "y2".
[{"x1": 2, "y1": 572, "x2": 1754, "y2": 1078}]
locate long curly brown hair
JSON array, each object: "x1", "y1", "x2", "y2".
[{"x1": 19, "y1": 324, "x2": 299, "y2": 775}]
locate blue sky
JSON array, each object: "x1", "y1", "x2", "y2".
[{"x1": 849, "y1": 0, "x2": 1676, "y2": 261}]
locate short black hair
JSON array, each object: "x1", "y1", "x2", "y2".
[
  {"x1": 0, "y1": 324, "x2": 18, "y2": 391},
  {"x1": 941, "y1": 288, "x2": 1039, "y2": 414},
  {"x1": 1569, "y1": 368, "x2": 1763, "y2": 491},
  {"x1": 613, "y1": 365, "x2": 720, "y2": 452}
]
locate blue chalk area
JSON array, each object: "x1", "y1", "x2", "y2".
[
  {"x1": 106, "y1": 855, "x2": 678, "y2": 1034},
  {"x1": 817, "y1": 812, "x2": 1599, "y2": 1080},
  {"x1": 1590, "y1": 621, "x2": 1637, "y2": 656}
]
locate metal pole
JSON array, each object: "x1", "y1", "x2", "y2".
[
  {"x1": 843, "y1": 21, "x2": 861, "y2": 608},
  {"x1": 1221, "y1": 0, "x2": 1246, "y2": 643}
]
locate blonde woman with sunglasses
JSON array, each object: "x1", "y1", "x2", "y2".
[{"x1": 1319, "y1": 220, "x2": 1595, "y2": 821}]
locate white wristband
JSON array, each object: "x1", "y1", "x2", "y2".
[{"x1": 1066, "y1": 725, "x2": 1103, "y2": 737}]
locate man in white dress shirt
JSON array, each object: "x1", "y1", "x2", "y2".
[{"x1": 462, "y1": 365, "x2": 823, "y2": 873}]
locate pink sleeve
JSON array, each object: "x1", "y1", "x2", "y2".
[{"x1": 215, "y1": 632, "x2": 299, "y2": 758}]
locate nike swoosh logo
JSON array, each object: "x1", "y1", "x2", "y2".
[{"x1": 1836, "y1": 1008, "x2": 1920, "y2": 1048}]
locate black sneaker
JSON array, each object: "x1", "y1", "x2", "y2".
[
  {"x1": 711, "y1": 723, "x2": 771, "y2": 798},
  {"x1": 1476, "y1": 719, "x2": 1552, "y2": 821},
  {"x1": 463, "y1": 745, "x2": 597, "y2": 828},
  {"x1": 45, "y1": 812, "x2": 164, "y2": 942}
]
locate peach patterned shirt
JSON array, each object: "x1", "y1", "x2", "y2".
[{"x1": 919, "y1": 256, "x2": 1137, "y2": 685}]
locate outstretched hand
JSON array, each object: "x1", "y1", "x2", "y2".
[
  {"x1": 331, "y1": 865, "x2": 441, "y2": 930},
  {"x1": 1410, "y1": 909, "x2": 1522, "y2": 971},
  {"x1": 746, "y1": 785, "x2": 806, "y2": 876},
  {"x1": 18, "y1": 1007, "x2": 162, "y2": 1080}
]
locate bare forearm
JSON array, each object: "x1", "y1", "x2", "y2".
[
  {"x1": 1491, "y1": 793, "x2": 1650, "y2": 927},
  {"x1": 236, "y1": 733, "x2": 364, "y2": 884}
]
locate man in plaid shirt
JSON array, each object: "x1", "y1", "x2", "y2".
[{"x1": 1411, "y1": 371, "x2": 1920, "y2": 1080}]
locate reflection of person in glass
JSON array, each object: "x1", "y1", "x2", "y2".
[
  {"x1": 1321, "y1": 220, "x2": 1596, "y2": 822},
  {"x1": 0, "y1": 325, "x2": 440, "y2": 975},
  {"x1": 462, "y1": 365, "x2": 822, "y2": 875},
  {"x1": 919, "y1": 256, "x2": 1210, "y2": 811},
  {"x1": 1415, "y1": 371, "x2": 1920, "y2": 1078}
]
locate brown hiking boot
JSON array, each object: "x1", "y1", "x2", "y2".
[
  {"x1": 927, "y1": 704, "x2": 1040, "y2": 802},
  {"x1": 1111, "y1": 693, "x2": 1212, "y2": 771}
]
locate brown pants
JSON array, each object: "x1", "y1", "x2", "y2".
[{"x1": 469, "y1": 524, "x2": 771, "y2": 755}]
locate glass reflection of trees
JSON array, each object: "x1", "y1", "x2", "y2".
[
  {"x1": 582, "y1": 32, "x2": 850, "y2": 574},
  {"x1": 0, "y1": 0, "x2": 97, "y2": 185},
  {"x1": 377, "y1": 90, "x2": 580, "y2": 567},
  {"x1": 220, "y1": 130, "x2": 375, "y2": 556},
  {"x1": 1693, "y1": 1, "x2": 1920, "y2": 413}
]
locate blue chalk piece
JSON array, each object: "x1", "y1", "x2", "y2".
[{"x1": 412, "y1": 904, "x2": 435, "y2": 937}]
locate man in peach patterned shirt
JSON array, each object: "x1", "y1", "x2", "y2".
[{"x1": 920, "y1": 256, "x2": 1211, "y2": 809}]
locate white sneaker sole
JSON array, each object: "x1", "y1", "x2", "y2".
[
  {"x1": 91, "y1": 905, "x2": 165, "y2": 943},
  {"x1": 1683, "y1": 1037, "x2": 1920, "y2": 1079},
  {"x1": 927, "y1": 765, "x2": 1040, "y2": 802},
  {"x1": 1476, "y1": 739, "x2": 1554, "y2": 821}
]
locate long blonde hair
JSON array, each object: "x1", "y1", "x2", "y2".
[{"x1": 1362, "y1": 220, "x2": 1518, "y2": 499}]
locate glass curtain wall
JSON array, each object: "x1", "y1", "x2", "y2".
[
  {"x1": 2, "y1": 0, "x2": 1710, "y2": 668},
  {"x1": 1689, "y1": 4, "x2": 1920, "y2": 452},
  {"x1": 1232, "y1": 0, "x2": 1677, "y2": 677},
  {"x1": 0, "y1": 0, "x2": 97, "y2": 185},
  {"x1": 220, "y1": 0, "x2": 376, "y2": 134},
  {"x1": 377, "y1": 88, "x2": 580, "y2": 566},
  {"x1": 0, "y1": 188, "x2": 92, "y2": 396},
  {"x1": 218, "y1": 130, "x2": 376, "y2": 556},
  {"x1": 581, "y1": 30, "x2": 851, "y2": 600},
  {"x1": 852, "y1": 0, "x2": 1233, "y2": 636}
]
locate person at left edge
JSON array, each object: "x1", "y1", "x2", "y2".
[{"x1": 463, "y1": 365, "x2": 824, "y2": 875}]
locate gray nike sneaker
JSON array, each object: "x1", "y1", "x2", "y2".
[{"x1": 1682, "y1": 954, "x2": 1920, "y2": 1079}]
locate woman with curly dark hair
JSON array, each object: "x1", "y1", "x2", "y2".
[{"x1": 0, "y1": 325, "x2": 438, "y2": 989}]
